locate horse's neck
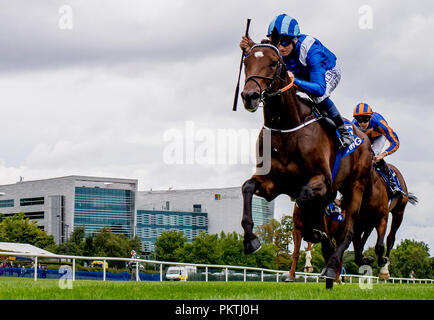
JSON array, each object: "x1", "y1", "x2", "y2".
[{"x1": 263, "y1": 89, "x2": 311, "y2": 130}]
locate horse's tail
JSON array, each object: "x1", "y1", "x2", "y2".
[{"x1": 407, "y1": 192, "x2": 418, "y2": 206}]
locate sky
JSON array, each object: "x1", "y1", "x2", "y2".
[{"x1": 0, "y1": 0, "x2": 433, "y2": 254}]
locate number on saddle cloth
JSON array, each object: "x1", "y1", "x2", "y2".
[{"x1": 331, "y1": 120, "x2": 364, "y2": 181}]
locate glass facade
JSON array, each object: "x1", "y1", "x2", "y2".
[
  {"x1": 74, "y1": 187, "x2": 135, "y2": 238},
  {"x1": 252, "y1": 196, "x2": 273, "y2": 231},
  {"x1": 136, "y1": 210, "x2": 208, "y2": 253},
  {"x1": 0, "y1": 199, "x2": 14, "y2": 208}
]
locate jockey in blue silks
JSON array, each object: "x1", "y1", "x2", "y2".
[{"x1": 240, "y1": 13, "x2": 354, "y2": 148}]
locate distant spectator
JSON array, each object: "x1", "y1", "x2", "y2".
[
  {"x1": 39, "y1": 265, "x2": 48, "y2": 279},
  {"x1": 410, "y1": 270, "x2": 415, "y2": 279},
  {"x1": 340, "y1": 266, "x2": 346, "y2": 284},
  {"x1": 128, "y1": 250, "x2": 140, "y2": 280},
  {"x1": 8, "y1": 261, "x2": 14, "y2": 276}
]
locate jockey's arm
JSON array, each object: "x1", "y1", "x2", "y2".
[
  {"x1": 377, "y1": 119, "x2": 400, "y2": 158},
  {"x1": 292, "y1": 51, "x2": 327, "y2": 97}
]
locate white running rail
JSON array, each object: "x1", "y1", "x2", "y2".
[{"x1": 0, "y1": 251, "x2": 432, "y2": 284}]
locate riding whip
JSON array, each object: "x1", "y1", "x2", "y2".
[{"x1": 232, "y1": 18, "x2": 251, "y2": 111}]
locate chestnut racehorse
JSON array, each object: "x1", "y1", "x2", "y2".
[
  {"x1": 352, "y1": 163, "x2": 418, "y2": 279},
  {"x1": 287, "y1": 163, "x2": 417, "y2": 282},
  {"x1": 240, "y1": 40, "x2": 372, "y2": 289}
]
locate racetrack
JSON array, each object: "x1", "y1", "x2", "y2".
[{"x1": 1, "y1": 278, "x2": 433, "y2": 300}]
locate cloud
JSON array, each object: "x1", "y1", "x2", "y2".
[{"x1": 0, "y1": 0, "x2": 433, "y2": 255}]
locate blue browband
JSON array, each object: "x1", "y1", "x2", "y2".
[{"x1": 249, "y1": 44, "x2": 282, "y2": 57}]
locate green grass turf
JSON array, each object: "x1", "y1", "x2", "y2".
[{"x1": 0, "y1": 278, "x2": 433, "y2": 300}]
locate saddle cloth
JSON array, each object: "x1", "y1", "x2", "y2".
[{"x1": 331, "y1": 120, "x2": 364, "y2": 181}]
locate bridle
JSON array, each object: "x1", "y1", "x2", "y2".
[
  {"x1": 244, "y1": 44, "x2": 317, "y2": 133},
  {"x1": 244, "y1": 44, "x2": 290, "y2": 102}
]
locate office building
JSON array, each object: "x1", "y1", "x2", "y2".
[{"x1": 0, "y1": 176, "x2": 137, "y2": 244}]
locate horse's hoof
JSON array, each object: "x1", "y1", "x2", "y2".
[
  {"x1": 320, "y1": 267, "x2": 336, "y2": 280},
  {"x1": 379, "y1": 271, "x2": 390, "y2": 280},
  {"x1": 326, "y1": 278, "x2": 334, "y2": 290},
  {"x1": 361, "y1": 256, "x2": 375, "y2": 265},
  {"x1": 244, "y1": 237, "x2": 261, "y2": 255},
  {"x1": 284, "y1": 277, "x2": 295, "y2": 283}
]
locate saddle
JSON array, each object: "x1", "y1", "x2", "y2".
[{"x1": 296, "y1": 93, "x2": 339, "y2": 140}]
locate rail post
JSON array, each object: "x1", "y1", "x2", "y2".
[
  {"x1": 205, "y1": 266, "x2": 208, "y2": 282},
  {"x1": 136, "y1": 261, "x2": 139, "y2": 282},
  {"x1": 244, "y1": 269, "x2": 246, "y2": 282},
  {"x1": 160, "y1": 264, "x2": 163, "y2": 282},
  {"x1": 261, "y1": 270, "x2": 264, "y2": 282},
  {"x1": 103, "y1": 260, "x2": 106, "y2": 281},
  {"x1": 72, "y1": 258, "x2": 76, "y2": 281},
  {"x1": 34, "y1": 256, "x2": 38, "y2": 281}
]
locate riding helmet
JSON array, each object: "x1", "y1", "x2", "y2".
[
  {"x1": 353, "y1": 102, "x2": 373, "y2": 117},
  {"x1": 267, "y1": 14, "x2": 300, "y2": 37}
]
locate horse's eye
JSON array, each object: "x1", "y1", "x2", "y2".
[{"x1": 270, "y1": 61, "x2": 278, "y2": 67}]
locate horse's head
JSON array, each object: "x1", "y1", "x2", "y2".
[{"x1": 241, "y1": 44, "x2": 285, "y2": 112}]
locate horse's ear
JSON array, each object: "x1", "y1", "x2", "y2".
[{"x1": 270, "y1": 27, "x2": 279, "y2": 47}]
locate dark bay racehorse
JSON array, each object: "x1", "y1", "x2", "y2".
[
  {"x1": 240, "y1": 40, "x2": 372, "y2": 288},
  {"x1": 353, "y1": 163, "x2": 418, "y2": 279}
]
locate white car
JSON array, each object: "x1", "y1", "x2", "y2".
[{"x1": 165, "y1": 266, "x2": 188, "y2": 281}]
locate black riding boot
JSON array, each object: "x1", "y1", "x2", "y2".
[
  {"x1": 332, "y1": 116, "x2": 354, "y2": 149},
  {"x1": 376, "y1": 159, "x2": 401, "y2": 194}
]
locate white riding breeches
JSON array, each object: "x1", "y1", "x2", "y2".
[{"x1": 371, "y1": 135, "x2": 387, "y2": 155}]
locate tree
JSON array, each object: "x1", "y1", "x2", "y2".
[
  {"x1": 57, "y1": 225, "x2": 86, "y2": 256},
  {"x1": 70, "y1": 225, "x2": 86, "y2": 246},
  {"x1": 255, "y1": 215, "x2": 293, "y2": 269},
  {"x1": 93, "y1": 227, "x2": 137, "y2": 257},
  {"x1": 185, "y1": 232, "x2": 221, "y2": 265},
  {"x1": 154, "y1": 230, "x2": 187, "y2": 262},
  {"x1": 342, "y1": 251, "x2": 359, "y2": 275},
  {"x1": 0, "y1": 212, "x2": 56, "y2": 250},
  {"x1": 390, "y1": 239, "x2": 432, "y2": 278},
  {"x1": 217, "y1": 232, "x2": 244, "y2": 266}
]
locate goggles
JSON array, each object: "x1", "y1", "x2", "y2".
[
  {"x1": 279, "y1": 35, "x2": 294, "y2": 47},
  {"x1": 355, "y1": 116, "x2": 371, "y2": 123}
]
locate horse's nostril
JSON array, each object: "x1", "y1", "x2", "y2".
[
  {"x1": 250, "y1": 92, "x2": 260, "y2": 100},
  {"x1": 242, "y1": 91, "x2": 260, "y2": 101}
]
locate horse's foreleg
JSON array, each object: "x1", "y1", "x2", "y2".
[
  {"x1": 288, "y1": 225, "x2": 302, "y2": 281},
  {"x1": 241, "y1": 178, "x2": 262, "y2": 254}
]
